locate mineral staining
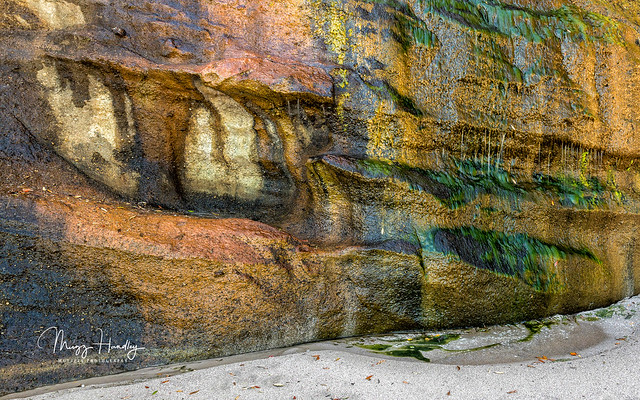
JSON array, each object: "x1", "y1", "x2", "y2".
[
  {"x1": 183, "y1": 83, "x2": 265, "y2": 202},
  {"x1": 36, "y1": 62, "x2": 140, "y2": 197}
]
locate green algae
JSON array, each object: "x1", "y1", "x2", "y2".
[
  {"x1": 384, "y1": 83, "x2": 424, "y2": 116},
  {"x1": 386, "y1": 334, "x2": 460, "y2": 345},
  {"x1": 344, "y1": 157, "x2": 523, "y2": 208},
  {"x1": 443, "y1": 0, "x2": 621, "y2": 94},
  {"x1": 605, "y1": 169, "x2": 625, "y2": 205},
  {"x1": 359, "y1": 343, "x2": 393, "y2": 351},
  {"x1": 587, "y1": 304, "x2": 637, "y2": 320},
  {"x1": 359, "y1": 0, "x2": 624, "y2": 96},
  {"x1": 382, "y1": 348, "x2": 431, "y2": 361},
  {"x1": 356, "y1": 334, "x2": 460, "y2": 361},
  {"x1": 425, "y1": 226, "x2": 600, "y2": 291},
  {"x1": 532, "y1": 172, "x2": 622, "y2": 208},
  {"x1": 340, "y1": 156, "x2": 623, "y2": 210},
  {"x1": 519, "y1": 319, "x2": 556, "y2": 342},
  {"x1": 394, "y1": 12, "x2": 437, "y2": 50},
  {"x1": 362, "y1": 79, "x2": 425, "y2": 116},
  {"x1": 316, "y1": 153, "x2": 624, "y2": 290},
  {"x1": 356, "y1": 334, "x2": 508, "y2": 361},
  {"x1": 413, "y1": 0, "x2": 623, "y2": 45},
  {"x1": 363, "y1": 0, "x2": 623, "y2": 46}
]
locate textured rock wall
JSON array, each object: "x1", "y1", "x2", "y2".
[{"x1": 2, "y1": 0, "x2": 640, "y2": 394}]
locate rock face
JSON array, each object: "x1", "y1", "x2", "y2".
[{"x1": 1, "y1": 0, "x2": 640, "y2": 394}]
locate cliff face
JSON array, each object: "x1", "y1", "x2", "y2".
[{"x1": 1, "y1": 0, "x2": 640, "y2": 393}]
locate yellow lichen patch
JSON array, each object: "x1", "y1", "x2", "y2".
[
  {"x1": 332, "y1": 68, "x2": 351, "y2": 131},
  {"x1": 334, "y1": 67, "x2": 349, "y2": 89},
  {"x1": 367, "y1": 103, "x2": 398, "y2": 159},
  {"x1": 311, "y1": 0, "x2": 351, "y2": 65},
  {"x1": 397, "y1": 112, "x2": 423, "y2": 164},
  {"x1": 311, "y1": 1, "x2": 354, "y2": 133},
  {"x1": 328, "y1": 1, "x2": 348, "y2": 65},
  {"x1": 336, "y1": 91, "x2": 350, "y2": 131}
]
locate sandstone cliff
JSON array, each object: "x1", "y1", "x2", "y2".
[{"x1": 1, "y1": 0, "x2": 640, "y2": 393}]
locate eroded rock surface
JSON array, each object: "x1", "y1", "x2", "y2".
[{"x1": 2, "y1": 0, "x2": 640, "y2": 394}]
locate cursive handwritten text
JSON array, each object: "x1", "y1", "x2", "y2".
[{"x1": 37, "y1": 327, "x2": 145, "y2": 360}]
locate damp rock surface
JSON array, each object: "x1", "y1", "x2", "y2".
[{"x1": 1, "y1": 0, "x2": 640, "y2": 394}]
